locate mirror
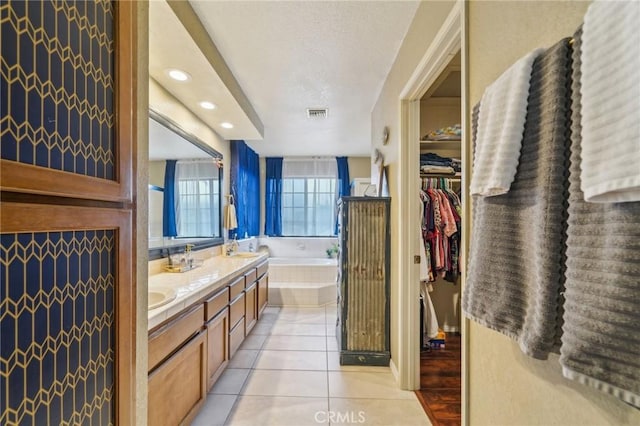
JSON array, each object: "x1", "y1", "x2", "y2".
[{"x1": 148, "y1": 109, "x2": 224, "y2": 260}]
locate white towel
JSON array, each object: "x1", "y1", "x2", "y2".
[
  {"x1": 580, "y1": 0, "x2": 640, "y2": 203},
  {"x1": 421, "y1": 282, "x2": 439, "y2": 339},
  {"x1": 224, "y1": 203, "x2": 237, "y2": 230},
  {"x1": 470, "y1": 48, "x2": 544, "y2": 197}
]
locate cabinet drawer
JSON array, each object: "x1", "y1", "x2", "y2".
[
  {"x1": 256, "y1": 260, "x2": 268, "y2": 279},
  {"x1": 148, "y1": 304, "x2": 204, "y2": 372},
  {"x1": 205, "y1": 287, "x2": 229, "y2": 321},
  {"x1": 229, "y1": 318, "x2": 245, "y2": 359},
  {"x1": 229, "y1": 275, "x2": 245, "y2": 300},
  {"x1": 148, "y1": 331, "x2": 207, "y2": 426},
  {"x1": 244, "y1": 268, "x2": 257, "y2": 286},
  {"x1": 229, "y1": 292, "x2": 245, "y2": 329}
]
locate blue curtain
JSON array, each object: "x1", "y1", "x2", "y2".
[
  {"x1": 264, "y1": 157, "x2": 283, "y2": 236},
  {"x1": 335, "y1": 157, "x2": 350, "y2": 234},
  {"x1": 230, "y1": 141, "x2": 260, "y2": 239},
  {"x1": 337, "y1": 157, "x2": 350, "y2": 197},
  {"x1": 163, "y1": 160, "x2": 178, "y2": 237}
]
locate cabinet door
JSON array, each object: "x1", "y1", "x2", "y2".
[
  {"x1": 1, "y1": 204, "x2": 134, "y2": 425},
  {"x1": 257, "y1": 274, "x2": 269, "y2": 318},
  {"x1": 207, "y1": 308, "x2": 229, "y2": 390},
  {"x1": 148, "y1": 331, "x2": 207, "y2": 426},
  {"x1": 245, "y1": 283, "x2": 257, "y2": 335},
  {"x1": 229, "y1": 293, "x2": 245, "y2": 330},
  {"x1": 0, "y1": 1, "x2": 138, "y2": 424},
  {"x1": 229, "y1": 318, "x2": 245, "y2": 359},
  {"x1": 0, "y1": 2, "x2": 134, "y2": 202}
]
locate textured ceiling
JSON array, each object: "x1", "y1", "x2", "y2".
[{"x1": 189, "y1": 0, "x2": 420, "y2": 157}]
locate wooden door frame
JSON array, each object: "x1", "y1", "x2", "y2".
[{"x1": 396, "y1": 2, "x2": 466, "y2": 423}]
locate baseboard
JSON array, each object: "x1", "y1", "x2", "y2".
[{"x1": 389, "y1": 358, "x2": 400, "y2": 383}]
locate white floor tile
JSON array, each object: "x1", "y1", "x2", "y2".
[
  {"x1": 226, "y1": 396, "x2": 329, "y2": 426},
  {"x1": 278, "y1": 306, "x2": 326, "y2": 318},
  {"x1": 263, "y1": 306, "x2": 281, "y2": 314},
  {"x1": 191, "y1": 394, "x2": 237, "y2": 426},
  {"x1": 329, "y1": 398, "x2": 431, "y2": 426},
  {"x1": 328, "y1": 372, "x2": 416, "y2": 400},
  {"x1": 276, "y1": 310, "x2": 326, "y2": 324},
  {"x1": 327, "y1": 336, "x2": 339, "y2": 352},
  {"x1": 242, "y1": 370, "x2": 328, "y2": 397},
  {"x1": 262, "y1": 335, "x2": 327, "y2": 351},
  {"x1": 239, "y1": 333, "x2": 268, "y2": 350},
  {"x1": 254, "y1": 350, "x2": 327, "y2": 371},
  {"x1": 258, "y1": 311, "x2": 280, "y2": 323},
  {"x1": 228, "y1": 349, "x2": 259, "y2": 369},
  {"x1": 269, "y1": 323, "x2": 327, "y2": 336},
  {"x1": 193, "y1": 303, "x2": 431, "y2": 425},
  {"x1": 249, "y1": 321, "x2": 274, "y2": 335},
  {"x1": 210, "y1": 368, "x2": 251, "y2": 395}
]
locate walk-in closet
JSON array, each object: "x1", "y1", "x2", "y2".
[{"x1": 416, "y1": 51, "x2": 462, "y2": 426}]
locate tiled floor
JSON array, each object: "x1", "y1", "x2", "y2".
[{"x1": 192, "y1": 305, "x2": 431, "y2": 426}]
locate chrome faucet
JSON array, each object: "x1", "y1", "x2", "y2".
[{"x1": 226, "y1": 238, "x2": 239, "y2": 256}]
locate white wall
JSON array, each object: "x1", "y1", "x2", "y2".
[
  {"x1": 370, "y1": 0, "x2": 457, "y2": 377},
  {"x1": 348, "y1": 156, "x2": 372, "y2": 180},
  {"x1": 467, "y1": 1, "x2": 640, "y2": 425}
]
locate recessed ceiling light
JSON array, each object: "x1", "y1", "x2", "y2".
[
  {"x1": 167, "y1": 69, "x2": 191, "y2": 82},
  {"x1": 221, "y1": 122, "x2": 234, "y2": 129},
  {"x1": 199, "y1": 101, "x2": 216, "y2": 110}
]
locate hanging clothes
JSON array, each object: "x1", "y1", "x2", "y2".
[
  {"x1": 419, "y1": 198, "x2": 439, "y2": 339},
  {"x1": 420, "y1": 178, "x2": 462, "y2": 283}
]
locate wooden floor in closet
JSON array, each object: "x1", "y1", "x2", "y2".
[{"x1": 415, "y1": 335, "x2": 461, "y2": 426}]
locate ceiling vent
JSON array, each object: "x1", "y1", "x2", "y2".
[{"x1": 306, "y1": 108, "x2": 328, "y2": 119}]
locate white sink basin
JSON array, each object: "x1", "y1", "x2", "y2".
[{"x1": 148, "y1": 287, "x2": 177, "y2": 310}]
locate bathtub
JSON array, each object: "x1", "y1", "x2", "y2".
[
  {"x1": 268, "y1": 257, "x2": 337, "y2": 283},
  {"x1": 268, "y1": 257, "x2": 338, "y2": 306}
]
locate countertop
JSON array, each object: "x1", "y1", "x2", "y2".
[{"x1": 148, "y1": 252, "x2": 269, "y2": 330}]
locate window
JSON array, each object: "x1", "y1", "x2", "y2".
[
  {"x1": 281, "y1": 159, "x2": 337, "y2": 236},
  {"x1": 176, "y1": 160, "x2": 221, "y2": 238}
]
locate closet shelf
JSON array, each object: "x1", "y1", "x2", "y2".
[
  {"x1": 420, "y1": 139, "x2": 461, "y2": 150},
  {"x1": 420, "y1": 172, "x2": 461, "y2": 179}
]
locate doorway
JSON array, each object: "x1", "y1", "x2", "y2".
[
  {"x1": 397, "y1": 2, "x2": 465, "y2": 425},
  {"x1": 415, "y1": 53, "x2": 462, "y2": 425}
]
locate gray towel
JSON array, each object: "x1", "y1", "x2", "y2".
[
  {"x1": 463, "y1": 39, "x2": 572, "y2": 360},
  {"x1": 560, "y1": 28, "x2": 640, "y2": 408}
]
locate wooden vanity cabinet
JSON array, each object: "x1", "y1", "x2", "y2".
[
  {"x1": 148, "y1": 259, "x2": 270, "y2": 423},
  {"x1": 148, "y1": 304, "x2": 207, "y2": 426}
]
